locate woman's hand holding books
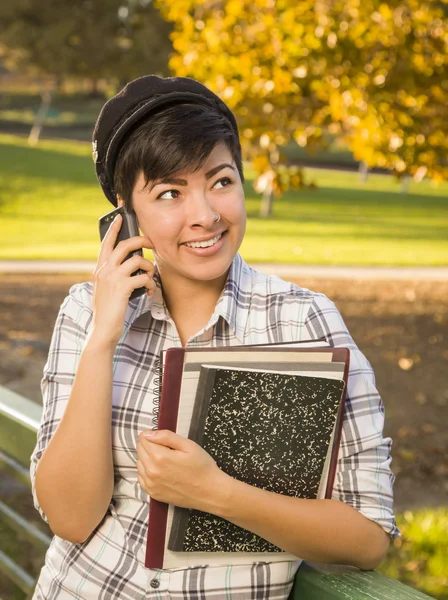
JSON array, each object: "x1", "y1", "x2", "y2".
[{"x1": 136, "y1": 429, "x2": 231, "y2": 514}]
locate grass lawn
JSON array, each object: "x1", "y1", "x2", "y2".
[
  {"x1": 0, "y1": 133, "x2": 446, "y2": 265},
  {"x1": 379, "y1": 507, "x2": 448, "y2": 600},
  {"x1": 0, "y1": 91, "x2": 104, "y2": 126}
]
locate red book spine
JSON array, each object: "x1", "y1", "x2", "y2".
[{"x1": 145, "y1": 349, "x2": 185, "y2": 569}]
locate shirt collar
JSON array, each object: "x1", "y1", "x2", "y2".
[
  {"x1": 212, "y1": 253, "x2": 252, "y2": 343},
  {"x1": 126, "y1": 253, "x2": 253, "y2": 344},
  {"x1": 126, "y1": 265, "x2": 166, "y2": 325}
]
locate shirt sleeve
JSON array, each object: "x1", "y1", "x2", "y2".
[
  {"x1": 29, "y1": 282, "x2": 94, "y2": 524},
  {"x1": 304, "y1": 292, "x2": 400, "y2": 539}
]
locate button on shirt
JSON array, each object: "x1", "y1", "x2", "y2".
[{"x1": 30, "y1": 253, "x2": 399, "y2": 599}]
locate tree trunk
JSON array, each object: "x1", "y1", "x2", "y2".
[
  {"x1": 401, "y1": 175, "x2": 410, "y2": 195},
  {"x1": 89, "y1": 78, "x2": 104, "y2": 98},
  {"x1": 28, "y1": 89, "x2": 53, "y2": 146},
  {"x1": 260, "y1": 180, "x2": 274, "y2": 217},
  {"x1": 359, "y1": 161, "x2": 369, "y2": 183}
]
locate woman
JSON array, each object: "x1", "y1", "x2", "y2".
[{"x1": 30, "y1": 75, "x2": 398, "y2": 599}]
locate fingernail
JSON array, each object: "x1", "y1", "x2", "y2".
[
  {"x1": 114, "y1": 214, "x2": 122, "y2": 222},
  {"x1": 144, "y1": 431, "x2": 156, "y2": 438}
]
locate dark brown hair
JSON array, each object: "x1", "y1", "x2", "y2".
[{"x1": 113, "y1": 102, "x2": 244, "y2": 209}]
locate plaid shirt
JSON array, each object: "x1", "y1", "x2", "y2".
[{"x1": 30, "y1": 253, "x2": 399, "y2": 599}]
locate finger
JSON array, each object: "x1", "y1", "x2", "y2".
[
  {"x1": 128, "y1": 272, "x2": 158, "y2": 293},
  {"x1": 136, "y1": 440, "x2": 151, "y2": 461},
  {"x1": 118, "y1": 255, "x2": 155, "y2": 278},
  {"x1": 111, "y1": 236, "x2": 154, "y2": 267},
  {"x1": 137, "y1": 439, "x2": 168, "y2": 471},
  {"x1": 136, "y1": 457, "x2": 148, "y2": 479},
  {"x1": 98, "y1": 214, "x2": 122, "y2": 263},
  {"x1": 141, "y1": 430, "x2": 188, "y2": 452},
  {"x1": 138, "y1": 473, "x2": 148, "y2": 494}
]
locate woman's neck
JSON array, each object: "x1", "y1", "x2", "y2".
[{"x1": 157, "y1": 266, "x2": 229, "y2": 338}]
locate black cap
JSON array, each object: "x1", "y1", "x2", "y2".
[{"x1": 92, "y1": 74, "x2": 239, "y2": 207}]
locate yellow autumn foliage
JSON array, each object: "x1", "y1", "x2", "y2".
[{"x1": 157, "y1": 0, "x2": 448, "y2": 189}]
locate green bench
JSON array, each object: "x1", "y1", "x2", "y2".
[{"x1": 0, "y1": 386, "x2": 434, "y2": 600}]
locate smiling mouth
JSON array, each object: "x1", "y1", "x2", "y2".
[{"x1": 184, "y1": 232, "x2": 225, "y2": 249}]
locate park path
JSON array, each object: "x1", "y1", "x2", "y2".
[{"x1": 0, "y1": 260, "x2": 447, "y2": 280}]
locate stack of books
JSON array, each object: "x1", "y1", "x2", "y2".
[{"x1": 145, "y1": 340, "x2": 350, "y2": 569}]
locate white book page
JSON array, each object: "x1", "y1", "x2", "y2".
[
  {"x1": 183, "y1": 350, "x2": 332, "y2": 367},
  {"x1": 162, "y1": 339, "x2": 331, "y2": 366}
]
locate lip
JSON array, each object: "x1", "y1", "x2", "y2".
[
  {"x1": 181, "y1": 230, "x2": 227, "y2": 245},
  {"x1": 181, "y1": 231, "x2": 227, "y2": 256}
]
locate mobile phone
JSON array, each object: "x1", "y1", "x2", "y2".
[{"x1": 98, "y1": 205, "x2": 147, "y2": 301}]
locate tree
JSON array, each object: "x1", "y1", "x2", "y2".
[
  {"x1": 0, "y1": 0, "x2": 173, "y2": 86},
  {"x1": 318, "y1": 1, "x2": 448, "y2": 185},
  {"x1": 157, "y1": 0, "x2": 448, "y2": 214}
]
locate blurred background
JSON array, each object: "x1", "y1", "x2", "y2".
[{"x1": 0, "y1": 1, "x2": 447, "y2": 598}]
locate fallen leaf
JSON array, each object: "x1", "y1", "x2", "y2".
[
  {"x1": 397, "y1": 426, "x2": 410, "y2": 438},
  {"x1": 415, "y1": 392, "x2": 427, "y2": 404},
  {"x1": 399, "y1": 357, "x2": 414, "y2": 371},
  {"x1": 405, "y1": 560, "x2": 420, "y2": 572},
  {"x1": 422, "y1": 423, "x2": 436, "y2": 434},
  {"x1": 398, "y1": 449, "x2": 417, "y2": 461},
  {"x1": 435, "y1": 464, "x2": 448, "y2": 476},
  {"x1": 18, "y1": 346, "x2": 34, "y2": 356}
]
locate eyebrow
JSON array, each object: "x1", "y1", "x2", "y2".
[{"x1": 148, "y1": 163, "x2": 235, "y2": 192}]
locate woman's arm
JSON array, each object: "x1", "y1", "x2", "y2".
[
  {"x1": 34, "y1": 331, "x2": 116, "y2": 543},
  {"x1": 138, "y1": 428, "x2": 390, "y2": 569},
  {"x1": 32, "y1": 220, "x2": 155, "y2": 544},
  {"x1": 214, "y1": 476, "x2": 390, "y2": 570}
]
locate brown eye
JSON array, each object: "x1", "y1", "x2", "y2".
[
  {"x1": 213, "y1": 177, "x2": 233, "y2": 189},
  {"x1": 157, "y1": 189, "x2": 180, "y2": 200}
]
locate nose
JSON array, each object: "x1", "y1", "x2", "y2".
[{"x1": 185, "y1": 190, "x2": 217, "y2": 229}]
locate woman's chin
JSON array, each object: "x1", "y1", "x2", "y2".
[
  {"x1": 183, "y1": 260, "x2": 232, "y2": 283},
  {"x1": 169, "y1": 255, "x2": 233, "y2": 283}
]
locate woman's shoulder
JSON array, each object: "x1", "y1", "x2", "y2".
[
  {"x1": 248, "y1": 264, "x2": 333, "y2": 308},
  {"x1": 239, "y1": 263, "x2": 343, "y2": 345},
  {"x1": 58, "y1": 281, "x2": 94, "y2": 331},
  {"x1": 57, "y1": 281, "x2": 145, "y2": 334}
]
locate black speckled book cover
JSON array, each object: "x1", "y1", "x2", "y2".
[{"x1": 168, "y1": 366, "x2": 345, "y2": 553}]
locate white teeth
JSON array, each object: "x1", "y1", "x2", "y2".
[{"x1": 185, "y1": 233, "x2": 222, "y2": 249}]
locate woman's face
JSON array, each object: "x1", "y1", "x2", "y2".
[{"x1": 130, "y1": 142, "x2": 247, "y2": 285}]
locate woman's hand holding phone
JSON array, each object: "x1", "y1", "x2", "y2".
[{"x1": 91, "y1": 214, "x2": 156, "y2": 347}]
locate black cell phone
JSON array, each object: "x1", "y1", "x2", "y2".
[{"x1": 98, "y1": 205, "x2": 147, "y2": 301}]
